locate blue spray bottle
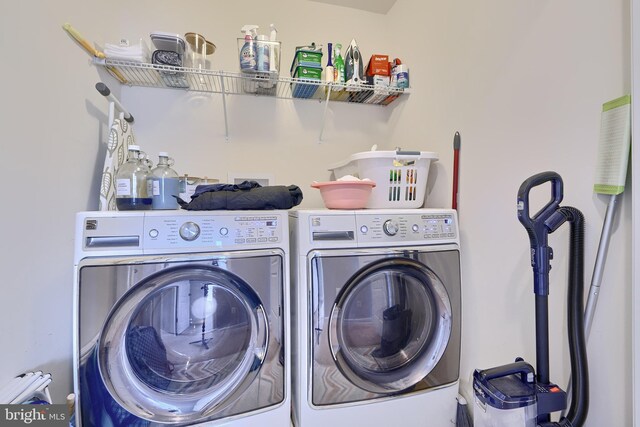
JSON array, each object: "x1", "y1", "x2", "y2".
[{"x1": 240, "y1": 25, "x2": 259, "y2": 72}]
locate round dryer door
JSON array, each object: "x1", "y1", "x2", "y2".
[
  {"x1": 98, "y1": 265, "x2": 268, "y2": 424},
  {"x1": 328, "y1": 257, "x2": 452, "y2": 393}
]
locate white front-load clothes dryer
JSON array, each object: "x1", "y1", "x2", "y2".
[
  {"x1": 289, "y1": 209, "x2": 461, "y2": 427},
  {"x1": 73, "y1": 211, "x2": 290, "y2": 427}
]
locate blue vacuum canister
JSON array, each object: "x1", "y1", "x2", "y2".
[{"x1": 473, "y1": 361, "x2": 537, "y2": 427}]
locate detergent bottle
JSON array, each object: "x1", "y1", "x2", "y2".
[
  {"x1": 115, "y1": 145, "x2": 152, "y2": 210},
  {"x1": 239, "y1": 25, "x2": 259, "y2": 72},
  {"x1": 150, "y1": 152, "x2": 180, "y2": 209}
]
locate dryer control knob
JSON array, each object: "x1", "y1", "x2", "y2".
[
  {"x1": 383, "y1": 220, "x2": 399, "y2": 236},
  {"x1": 179, "y1": 221, "x2": 201, "y2": 241}
]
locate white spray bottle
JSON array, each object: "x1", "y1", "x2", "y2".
[
  {"x1": 269, "y1": 24, "x2": 278, "y2": 74},
  {"x1": 239, "y1": 25, "x2": 259, "y2": 72},
  {"x1": 256, "y1": 34, "x2": 270, "y2": 72}
]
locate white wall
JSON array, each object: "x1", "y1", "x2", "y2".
[
  {"x1": 0, "y1": 0, "x2": 632, "y2": 425},
  {"x1": 0, "y1": 0, "x2": 120, "y2": 405},
  {"x1": 385, "y1": 1, "x2": 632, "y2": 425}
]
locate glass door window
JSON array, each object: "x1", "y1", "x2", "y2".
[
  {"x1": 98, "y1": 265, "x2": 268, "y2": 424},
  {"x1": 326, "y1": 257, "x2": 452, "y2": 393}
]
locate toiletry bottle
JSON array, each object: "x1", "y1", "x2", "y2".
[
  {"x1": 324, "y1": 42, "x2": 334, "y2": 94},
  {"x1": 150, "y1": 152, "x2": 180, "y2": 209},
  {"x1": 396, "y1": 64, "x2": 409, "y2": 88},
  {"x1": 256, "y1": 34, "x2": 270, "y2": 72},
  {"x1": 391, "y1": 58, "x2": 410, "y2": 88},
  {"x1": 333, "y1": 43, "x2": 345, "y2": 85},
  {"x1": 115, "y1": 145, "x2": 152, "y2": 210},
  {"x1": 240, "y1": 25, "x2": 259, "y2": 72},
  {"x1": 269, "y1": 24, "x2": 279, "y2": 73},
  {"x1": 325, "y1": 43, "x2": 334, "y2": 82}
]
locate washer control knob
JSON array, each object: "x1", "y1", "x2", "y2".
[
  {"x1": 219, "y1": 227, "x2": 229, "y2": 236},
  {"x1": 179, "y1": 221, "x2": 201, "y2": 241},
  {"x1": 383, "y1": 220, "x2": 399, "y2": 236}
]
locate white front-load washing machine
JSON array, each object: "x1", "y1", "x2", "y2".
[
  {"x1": 73, "y1": 210, "x2": 290, "y2": 426},
  {"x1": 289, "y1": 209, "x2": 461, "y2": 427}
]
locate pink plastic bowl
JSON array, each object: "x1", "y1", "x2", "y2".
[{"x1": 311, "y1": 180, "x2": 376, "y2": 209}]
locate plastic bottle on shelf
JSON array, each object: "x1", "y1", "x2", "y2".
[
  {"x1": 115, "y1": 145, "x2": 152, "y2": 210},
  {"x1": 391, "y1": 58, "x2": 410, "y2": 89},
  {"x1": 333, "y1": 43, "x2": 345, "y2": 85},
  {"x1": 269, "y1": 24, "x2": 279, "y2": 73},
  {"x1": 324, "y1": 43, "x2": 334, "y2": 90},
  {"x1": 256, "y1": 34, "x2": 270, "y2": 72},
  {"x1": 150, "y1": 152, "x2": 180, "y2": 209},
  {"x1": 239, "y1": 25, "x2": 259, "y2": 72}
]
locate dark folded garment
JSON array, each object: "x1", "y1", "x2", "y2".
[{"x1": 178, "y1": 181, "x2": 303, "y2": 210}]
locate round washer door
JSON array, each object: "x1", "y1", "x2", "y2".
[
  {"x1": 98, "y1": 265, "x2": 268, "y2": 424},
  {"x1": 328, "y1": 257, "x2": 452, "y2": 393}
]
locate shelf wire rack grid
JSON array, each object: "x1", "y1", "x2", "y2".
[{"x1": 96, "y1": 59, "x2": 407, "y2": 106}]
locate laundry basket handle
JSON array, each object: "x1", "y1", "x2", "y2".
[{"x1": 395, "y1": 150, "x2": 421, "y2": 156}]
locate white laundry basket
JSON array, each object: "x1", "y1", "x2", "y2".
[{"x1": 328, "y1": 150, "x2": 438, "y2": 208}]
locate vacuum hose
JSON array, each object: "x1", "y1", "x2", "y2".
[
  {"x1": 541, "y1": 207, "x2": 589, "y2": 427},
  {"x1": 560, "y1": 207, "x2": 589, "y2": 426}
]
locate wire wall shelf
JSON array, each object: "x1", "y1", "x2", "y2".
[
  {"x1": 95, "y1": 58, "x2": 408, "y2": 141},
  {"x1": 96, "y1": 58, "x2": 408, "y2": 106}
]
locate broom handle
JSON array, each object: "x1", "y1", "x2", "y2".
[{"x1": 584, "y1": 193, "x2": 619, "y2": 337}]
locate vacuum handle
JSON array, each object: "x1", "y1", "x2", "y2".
[{"x1": 517, "y1": 171, "x2": 563, "y2": 233}]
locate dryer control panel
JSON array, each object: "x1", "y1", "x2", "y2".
[
  {"x1": 144, "y1": 214, "x2": 283, "y2": 251},
  {"x1": 299, "y1": 209, "x2": 458, "y2": 249},
  {"x1": 355, "y1": 212, "x2": 457, "y2": 244},
  {"x1": 78, "y1": 211, "x2": 285, "y2": 256}
]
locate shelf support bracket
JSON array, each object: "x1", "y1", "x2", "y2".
[
  {"x1": 219, "y1": 73, "x2": 230, "y2": 142},
  {"x1": 318, "y1": 83, "x2": 332, "y2": 143}
]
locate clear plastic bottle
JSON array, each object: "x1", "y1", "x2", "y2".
[
  {"x1": 256, "y1": 34, "x2": 270, "y2": 72},
  {"x1": 150, "y1": 152, "x2": 180, "y2": 209},
  {"x1": 333, "y1": 43, "x2": 345, "y2": 85},
  {"x1": 115, "y1": 145, "x2": 152, "y2": 210}
]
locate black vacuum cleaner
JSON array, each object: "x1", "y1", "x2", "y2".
[{"x1": 472, "y1": 171, "x2": 589, "y2": 427}]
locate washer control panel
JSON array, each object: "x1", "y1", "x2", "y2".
[
  {"x1": 144, "y1": 214, "x2": 283, "y2": 250},
  {"x1": 355, "y1": 212, "x2": 457, "y2": 244}
]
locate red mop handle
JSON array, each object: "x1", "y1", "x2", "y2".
[{"x1": 452, "y1": 132, "x2": 461, "y2": 210}]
